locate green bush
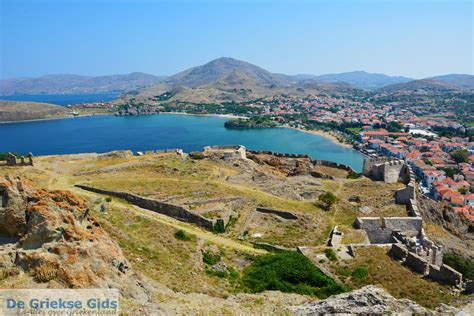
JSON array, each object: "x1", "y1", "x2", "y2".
[
  {"x1": 202, "y1": 250, "x2": 221, "y2": 265},
  {"x1": 241, "y1": 251, "x2": 345, "y2": 298},
  {"x1": 174, "y1": 229, "x2": 192, "y2": 241},
  {"x1": 443, "y1": 253, "x2": 474, "y2": 280},
  {"x1": 352, "y1": 266, "x2": 368, "y2": 280},
  {"x1": 213, "y1": 220, "x2": 225, "y2": 233},
  {"x1": 325, "y1": 248, "x2": 337, "y2": 261},
  {"x1": 105, "y1": 197, "x2": 112, "y2": 203},
  {"x1": 319, "y1": 192, "x2": 338, "y2": 210}
]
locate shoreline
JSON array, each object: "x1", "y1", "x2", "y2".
[
  {"x1": 160, "y1": 111, "x2": 246, "y2": 119},
  {"x1": 0, "y1": 113, "x2": 111, "y2": 125},
  {"x1": 281, "y1": 126, "x2": 354, "y2": 149}
]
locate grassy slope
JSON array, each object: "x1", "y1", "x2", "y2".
[
  {"x1": 0, "y1": 100, "x2": 70, "y2": 122},
  {"x1": 3, "y1": 153, "x2": 467, "y2": 310}
]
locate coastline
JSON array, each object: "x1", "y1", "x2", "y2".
[
  {"x1": 160, "y1": 111, "x2": 246, "y2": 119},
  {"x1": 0, "y1": 113, "x2": 111, "y2": 125},
  {"x1": 281, "y1": 126, "x2": 353, "y2": 149}
]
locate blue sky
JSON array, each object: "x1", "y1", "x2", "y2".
[{"x1": 0, "y1": 0, "x2": 472, "y2": 79}]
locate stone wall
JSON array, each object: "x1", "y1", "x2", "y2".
[
  {"x1": 405, "y1": 251, "x2": 428, "y2": 274},
  {"x1": 255, "y1": 207, "x2": 298, "y2": 220},
  {"x1": 354, "y1": 217, "x2": 422, "y2": 244},
  {"x1": 362, "y1": 157, "x2": 392, "y2": 175},
  {"x1": 389, "y1": 243, "x2": 408, "y2": 260},
  {"x1": 428, "y1": 264, "x2": 463, "y2": 288},
  {"x1": 247, "y1": 149, "x2": 357, "y2": 174},
  {"x1": 75, "y1": 185, "x2": 215, "y2": 230},
  {"x1": 5, "y1": 152, "x2": 33, "y2": 167},
  {"x1": 383, "y1": 217, "x2": 423, "y2": 234}
]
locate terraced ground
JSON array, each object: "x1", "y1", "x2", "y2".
[{"x1": 1, "y1": 151, "x2": 466, "y2": 310}]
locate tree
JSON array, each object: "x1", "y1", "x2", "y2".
[
  {"x1": 319, "y1": 192, "x2": 337, "y2": 210},
  {"x1": 450, "y1": 149, "x2": 469, "y2": 164}
]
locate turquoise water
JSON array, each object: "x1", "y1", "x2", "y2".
[
  {"x1": 0, "y1": 93, "x2": 120, "y2": 106},
  {"x1": 0, "y1": 114, "x2": 364, "y2": 171}
]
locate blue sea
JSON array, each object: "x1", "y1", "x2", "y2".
[
  {"x1": 0, "y1": 93, "x2": 120, "y2": 106},
  {"x1": 0, "y1": 114, "x2": 365, "y2": 171}
]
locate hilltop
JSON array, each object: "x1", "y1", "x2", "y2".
[
  {"x1": 130, "y1": 57, "x2": 358, "y2": 103},
  {"x1": 0, "y1": 100, "x2": 70, "y2": 122},
  {"x1": 308, "y1": 71, "x2": 413, "y2": 90},
  {"x1": 378, "y1": 79, "x2": 460, "y2": 93},
  {"x1": 1, "y1": 148, "x2": 472, "y2": 313}
]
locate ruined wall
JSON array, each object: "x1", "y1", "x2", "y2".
[
  {"x1": 383, "y1": 161, "x2": 405, "y2": 183},
  {"x1": 428, "y1": 264, "x2": 463, "y2": 288},
  {"x1": 75, "y1": 185, "x2": 215, "y2": 230},
  {"x1": 255, "y1": 207, "x2": 298, "y2": 220},
  {"x1": 355, "y1": 217, "x2": 423, "y2": 244},
  {"x1": 405, "y1": 252, "x2": 428, "y2": 274},
  {"x1": 362, "y1": 157, "x2": 392, "y2": 175},
  {"x1": 389, "y1": 243, "x2": 408, "y2": 260},
  {"x1": 384, "y1": 217, "x2": 423, "y2": 234},
  {"x1": 247, "y1": 149, "x2": 357, "y2": 174},
  {"x1": 354, "y1": 218, "x2": 394, "y2": 244}
]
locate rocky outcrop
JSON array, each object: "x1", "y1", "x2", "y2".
[
  {"x1": 293, "y1": 285, "x2": 430, "y2": 315},
  {"x1": 417, "y1": 194, "x2": 473, "y2": 239},
  {"x1": 0, "y1": 176, "x2": 153, "y2": 305}
]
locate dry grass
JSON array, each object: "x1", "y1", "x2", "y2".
[
  {"x1": 34, "y1": 264, "x2": 58, "y2": 283},
  {"x1": 0, "y1": 267, "x2": 19, "y2": 281},
  {"x1": 330, "y1": 247, "x2": 456, "y2": 309}
]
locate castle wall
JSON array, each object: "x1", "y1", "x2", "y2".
[
  {"x1": 405, "y1": 251, "x2": 429, "y2": 274},
  {"x1": 255, "y1": 207, "x2": 298, "y2": 220},
  {"x1": 428, "y1": 264, "x2": 463, "y2": 287},
  {"x1": 75, "y1": 185, "x2": 215, "y2": 230}
]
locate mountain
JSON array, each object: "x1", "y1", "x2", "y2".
[
  {"x1": 164, "y1": 57, "x2": 293, "y2": 88},
  {"x1": 132, "y1": 58, "x2": 357, "y2": 103},
  {"x1": 378, "y1": 79, "x2": 460, "y2": 93},
  {"x1": 0, "y1": 100, "x2": 70, "y2": 122},
  {"x1": 309, "y1": 71, "x2": 413, "y2": 90},
  {"x1": 429, "y1": 74, "x2": 474, "y2": 90},
  {"x1": 0, "y1": 72, "x2": 165, "y2": 96}
]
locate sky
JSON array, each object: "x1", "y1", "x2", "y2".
[{"x1": 0, "y1": 0, "x2": 472, "y2": 79}]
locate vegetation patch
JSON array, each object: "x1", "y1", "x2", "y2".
[
  {"x1": 443, "y1": 253, "x2": 474, "y2": 280},
  {"x1": 174, "y1": 229, "x2": 193, "y2": 241},
  {"x1": 202, "y1": 250, "x2": 221, "y2": 265},
  {"x1": 242, "y1": 251, "x2": 345, "y2": 298}
]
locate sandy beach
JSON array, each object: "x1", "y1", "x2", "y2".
[{"x1": 282, "y1": 126, "x2": 354, "y2": 149}]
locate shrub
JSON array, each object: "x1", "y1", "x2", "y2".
[
  {"x1": 105, "y1": 197, "x2": 112, "y2": 203},
  {"x1": 352, "y1": 266, "x2": 368, "y2": 280},
  {"x1": 319, "y1": 192, "x2": 338, "y2": 210},
  {"x1": 450, "y1": 149, "x2": 469, "y2": 164},
  {"x1": 347, "y1": 171, "x2": 359, "y2": 179},
  {"x1": 213, "y1": 220, "x2": 225, "y2": 233},
  {"x1": 242, "y1": 251, "x2": 345, "y2": 298},
  {"x1": 202, "y1": 250, "x2": 221, "y2": 265},
  {"x1": 174, "y1": 229, "x2": 192, "y2": 241},
  {"x1": 0, "y1": 267, "x2": 19, "y2": 280},
  {"x1": 325, "y1": 248, "x2": 337, "y2": 261},
  {"x1": 34, "y1": 264, "x2": 58, "y2": 282},
  {"x1": 443, "y1": 253, "x2": 474, "y2": 280}
]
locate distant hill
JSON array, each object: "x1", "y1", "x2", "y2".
[
  {"x1": 0, "y1": 72, "x2": 165, "y2": 96},
  {"x1": 308, "y1": 71, "x2": 413, "y2": 90},
  {"x1": 133, "y1": 57, "x2": 358, "y2": 103},
  {"x1": 0, "y1": 100, "x2": 70, "y2": 122},
  {"x1": 378, "y1": 79, "x2": 459, "y2": 93},
  {"x1": 429, "y1": 74, "x2": 474, "y2": 90},
  {"x1": 164, "y1": 57, "x2": 293, "y2": 88}
]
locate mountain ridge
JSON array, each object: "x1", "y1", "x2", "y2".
[{"x1": 1, "y1": 57, "x2": 472, "y2": 96}]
